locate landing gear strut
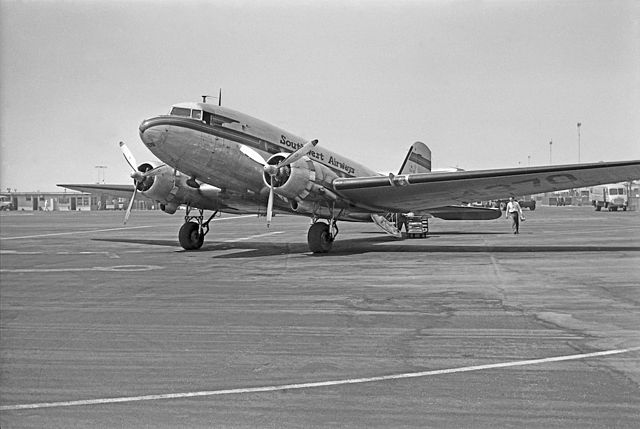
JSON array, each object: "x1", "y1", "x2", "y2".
[{"x1": 178, "y1": 207, "x2": 218, "y2": 250}]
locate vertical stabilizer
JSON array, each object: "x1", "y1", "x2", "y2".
[{"x1": 398, "y1": 142, "x2": 431, "y2": 174}]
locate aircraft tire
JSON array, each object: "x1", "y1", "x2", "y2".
[
  {"x1": 179, "y1": 222, "x2": 204, "y2": 250},
  {"x1": 308, "y1": 222, "x2": 333, "y2": 253}
]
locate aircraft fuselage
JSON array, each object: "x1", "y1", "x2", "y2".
[{"x1": 138, "y1": 102, "x2": 377, "y2": 219}]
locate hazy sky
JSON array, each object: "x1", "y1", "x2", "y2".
[{"x1": 1, "y1": 0, "x2": 639, "y2": 192}]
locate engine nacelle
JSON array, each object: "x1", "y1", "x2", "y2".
[
  {"x1": 262, "y1": 153, "x2": 339, "y2": 202},
  {"x1": 138, "y1": 165, "x2": 221, "y2": 212}
]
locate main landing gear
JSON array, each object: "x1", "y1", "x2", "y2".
[
  {"x1": 178, "y1": 207, "x2": 218, "y2": 250},
  {"x1": 307, "y1": 219, "x2": 339, "y2": 253}
]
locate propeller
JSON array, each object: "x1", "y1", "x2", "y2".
[
  {"x1": 247, "y1": 139, "x2": 318, "y2": 227},
  {"x1": 119, "y1": 141, "x2": 158, "y2": 224}
]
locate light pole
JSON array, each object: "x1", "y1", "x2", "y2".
[
  {"x1": 549, "y1": 140, "x2": 553, "y2": 165},
  {"x1": 577, "y1": 122, "x2": 582, "y2": 163},
  {"x1": 94, "y1": 166, "x2": 107, "y2": 183}
]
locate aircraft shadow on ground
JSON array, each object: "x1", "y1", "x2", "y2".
[{"x1": 92, "y1": 236, "x2": 640, "y2": 258}]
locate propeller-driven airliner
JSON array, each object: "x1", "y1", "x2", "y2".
[{"x1": 61, "y1": 98, "x2": 640, "y2": 253}]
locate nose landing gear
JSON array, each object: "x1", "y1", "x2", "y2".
[
  {"x1": 307, "y1": 219, "x2": 339, "y2": 253},
  {"x1": 178, "y1": 207, "x2": 218, "y2": 250}
]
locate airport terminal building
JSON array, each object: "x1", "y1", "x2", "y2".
[{"x1": 1, "y1": 191, "x2": 151, "y2": 211}]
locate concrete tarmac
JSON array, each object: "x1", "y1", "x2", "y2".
[{"x1": 1, "y1": 206, "x2": 639, "y2": 428}]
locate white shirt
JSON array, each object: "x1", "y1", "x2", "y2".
[{"x1": 506, "y1": 201, "x2": 522, "y2": 216}]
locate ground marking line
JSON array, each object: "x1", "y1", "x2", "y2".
[
  {"x1": 0, "y1": 225, "x2": 155, "y2": 240},
  {"x1": 210, "y1": 215, "x2": 256, "y2": 222},
  {"x1": 0, "y1": 215, "x2": 256, "y2": 241},
  {"x1": 2, "y1": 347, "x2": 638, "y2": 411},
  {"x1": 0, "y1": 265, "x2": 163, "y2": 273},
  {"x1": 222, "y1": 231, "x2": 285, "y2": 243}
]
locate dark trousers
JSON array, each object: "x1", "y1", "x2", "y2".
[{"x1": 508, "y1": 212, "x2": 520, "y2": 233}]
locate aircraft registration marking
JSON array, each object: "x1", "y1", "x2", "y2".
[{"x1": 1, "y1": 346, "x2": 637, "y2": 411}]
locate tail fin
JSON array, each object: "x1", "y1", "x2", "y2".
[{"x1": 398, "y1": 141, "x2": 431, "y2": 174}]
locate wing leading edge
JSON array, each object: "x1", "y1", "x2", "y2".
[
  {"x1": 333, "y1": 160, "x2": 640, "y2": 212},
  {"x1": 57, "y1": 184, "x2": 135, "y2": 200}
]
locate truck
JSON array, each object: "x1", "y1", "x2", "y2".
[
  {"x1": 496, "y1": 198, "x2": 536, "y2": 211},
  {"x1": 405, "y1": 214, "x2": 429, "y2": 238},
  {"x1": 0, "y1": 195, "x2": 13, "y2": 211},
  {"x1": 590, "y1": 183, "x2": 628, "y2": 211}
]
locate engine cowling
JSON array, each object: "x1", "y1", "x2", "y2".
[
  {"x1": 262, "y1": 153, "x2": 339, "y2": 202},
  {"x1": 137, "y1": 165, "x2": 221, "y2": 213}
]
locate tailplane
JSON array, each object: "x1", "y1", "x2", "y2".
[{"x1": 398, "y1": 141, "x2": 431, "y2": 174}]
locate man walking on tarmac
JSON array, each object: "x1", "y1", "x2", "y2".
[{"x1": 505, "y1": 197, "x2": 524, "y2": 234}]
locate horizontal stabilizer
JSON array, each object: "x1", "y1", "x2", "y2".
[{"x1": 427, "y1": 206, "x2": 502, "y2": 221}]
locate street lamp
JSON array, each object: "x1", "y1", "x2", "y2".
[
  {"x1": 577, "y1": 122, "x2": 582, "y2": 163},
  {"x1": 549, "y1": 140, "x2": 553, "y2": 165},
  {"x1": 94, "y1": 165, "x2": 107, "y2": 184}
]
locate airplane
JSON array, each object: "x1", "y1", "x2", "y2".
[
  {"x1": 62, "y1": 99, "x2": 640, "y2": 253},
  {"x1": 125, "y1": 99, "x2": 639, "y2": 253}
]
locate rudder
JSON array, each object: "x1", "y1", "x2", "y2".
[{"x1": 398, "y1": 141, "x2": 431, "y2": 174}]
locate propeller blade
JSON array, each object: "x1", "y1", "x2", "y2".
[
  {"x1": 240, "y1": 145, "x2": 267, "y2": 166},
  {"x1": 277, "y1": 139, "x2": 318, "y2": 168},
  {"x1": 266, "y1": 178, "x2": 274, "y2": 228},
  {"x1": 123, "y1": 187, "x2": 137, "y2": 224},
  {"x1": 119, "y1": 141, "x2": 138, "y2": 172}
]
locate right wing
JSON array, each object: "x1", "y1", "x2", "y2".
[{"x1": 333, "y1": 160, "x2": 640, "y2": 212}]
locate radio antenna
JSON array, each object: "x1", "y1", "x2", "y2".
[{"x1": 201, "y1": 89, "x2": 222, "y2": 105}]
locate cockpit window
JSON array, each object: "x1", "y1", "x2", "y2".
[
  {"x1": 170, "y1": 107, "x2": 191, "y2": 117},
  {"x1": 191, "y1": 110, "x2": 202, "y2": 120}
]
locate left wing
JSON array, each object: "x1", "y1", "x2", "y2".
[
  {"x1": 57, "y1": 184, "x2": 136, "y2": 200},
  {"x1": 333, "y1": 160, "x2": 640, "y2": 212}
]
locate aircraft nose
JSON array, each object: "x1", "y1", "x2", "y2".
[{"x1": 139, "y1": 118, "x2": 165, "y2": 148}]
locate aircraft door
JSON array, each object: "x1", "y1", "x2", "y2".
[
  {"x1": 70, "y1": 197, "x2": 76, "y2": 211},
  {"x1": 33, "y1": 197, "x2": 39, "y2": 211}
]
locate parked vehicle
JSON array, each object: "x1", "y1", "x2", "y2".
[
  {"x1": 590, "y1": 183, "x2": 628, "y2": 211},
  {"x1": 405, "y1": 214, "x2": 429, "y2": 238},
  {"x1": 497, "y1": 198, "x2": 536, "y2": 211},
  {"x1": 0, "y1": 195, "x2": 13, "y2": 211}
]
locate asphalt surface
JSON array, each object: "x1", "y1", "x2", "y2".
[{"x1": 1, "y1": 206, "x2": 639, "y2": 428}]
